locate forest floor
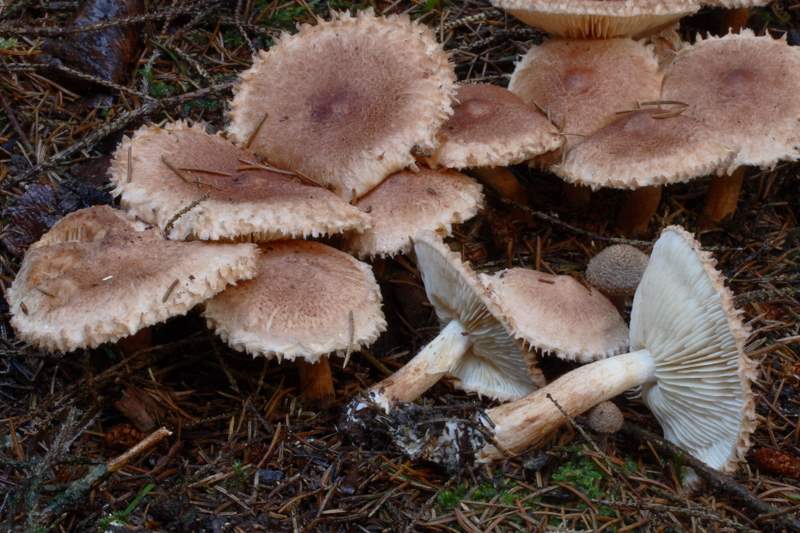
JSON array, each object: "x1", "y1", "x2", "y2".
[{"x1": 0, "y1": 1, "x2": 799, "y2": 531}]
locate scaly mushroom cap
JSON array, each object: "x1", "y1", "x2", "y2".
[
  {"x1": 344, "y1": 168, "x2": 483, "y2": 258},
  {"x1": 702, "y1": 0, "x2": 769, "y2": 6},
  {"x1": 7, "y1": 206, "x2": 259, "y2": 352},
  {"x1": 661, "y1": 31, "x2": 800, "y2": 170},
  {"x1": 109, "y1": 121, "x2": 370, "y2": 241},
  {"x1": 227, "y1": 10, "x2": 456, "y2": 200},
  {"x1": 491, "y1": 0, "x2": 699, "y2": 39},
  {"x1": 482, "y1": 269, "x2": 629, "y2": 362},
  {"x1": 553, "y1": 109, "x2": 735, "y2": 190},
  {"x1": 414, "y1": 233, "x2": 544, "y2": 401},
  {"x1": 586, "y1": 244, "x2": 650, "y2": 298},
  {"x1": 509, "y1": 39, "x2": 662, "y2": 152},
  {"x1": 631, "y1": 225, "x2": 756, "y2": 472},
  {"x1": 587, "y1": 401, "x2": 624, "y2": 434},
  {"x1": 204, "y1": 241, "x2": 386, "y2": 363},
  {"x1": 427, "y1": 84, "x2": 561, "y2": 169}
]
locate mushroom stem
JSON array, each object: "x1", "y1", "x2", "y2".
[
  {"x1": 561, "y1": 182, "x2": 592, "y2": 208},
  {"x1": 720, "y1": 8, "x2": 750, "y2": 34},
  {"x1": 478, "y1": 349, "x2": 655, "y2": 461},
  {"x1": 702, "y1": 167, "x2": 745, "y2": 227},
  {"x1": 297, "y1": 357, "x2": 335, "y2": 407},
  {"x1": 472, "y1": 167, "x2": 528, "y2": 205},
  {"x1": 616, "y1": 186, "x2": 662, "y2": 237},
  {"x1": 117, "y1": 327, "x2": 152, "y2": 357},
  {"x1": 369, "y1": 320, "x2": 470, "y2": 411}
]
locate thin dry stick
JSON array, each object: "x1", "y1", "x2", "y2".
[
  {"x1": 163, "y1": 195, "x2": 209, "y2": 237},
  {"x1": 621, "y1": 422, "x2": 800, "y2": 532},
  {"x1": 3, "y1": 82, "x2": 235, "y2": 191}
]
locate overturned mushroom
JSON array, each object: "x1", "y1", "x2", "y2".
[
  {"x1": 491, "y1": 0, "x2": 699, "y2": 39},
  {"x1": 661, "y1": 31, "x2": 800, "y2": 224},
  {"x1": 204, "y1": 240, "x2": 386, "y2": 406},
  {"x1": 344, "y1": 167, "x2": 483, "y2": 259},
  {"x1": 228, "y1": 10, "x2": 456, "y2": 200},
  {"x1": 472, "y1": 226, "x2": 756, "y2": 471},
  {"x1": 110, "y1": 121, "x2": 370, "y2": 241},
  {"x1": 8, "y1": 206, "x2": 258, "y2": 352},
  {"x1": 350, "y1": 233, "x2": 544, "y2": 415},
  {"x1": 585, "y1": 244, "x2": 650, "y2": 312}
]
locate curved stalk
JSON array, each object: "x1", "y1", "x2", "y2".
[
  {"x1": 478, "y1": 349, "x2": 655, "y2": 461},
  {"x1": 616, "y1": 186, "x2": 662, "y2": 237},
  {"x1": 702, "y1": 167, "x2": 745, "y2": 227},
  {"x1": 369, "y1": 320, "x2": 471, "y2": 411}
]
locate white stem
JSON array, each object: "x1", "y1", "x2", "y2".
[
  {"x1": 370, "y1": 320, "x2": 470, "y2": 411},
  {"x1": 479, "y1": 349, "x2": 655, "y2": 461}
]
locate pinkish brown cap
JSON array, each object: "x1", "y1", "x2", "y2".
[
  {"x1": 109, "y1": 121, "x2": 370, "y2": 241},
  {"x1": 204, "y1": 241, "x2": 386, "y2": 363},
  {"x1": 227, "y1": 10, "x2": 456, "y2": 200},
  {"x1": 661, "y1": 31, "x2": 800, "y2": 171},
  {"x1": 427, "y1": 83, "x2": 561, "y2": 169},
  {"x1": 7, "y1": 206, "x2": 259, "y2": 352},
  {"x1": 509, "y1": 38, "x2": 662, "y2": 153},
  {"x1": 553, "y1": 108, "x2": 735, "y2": 190},
  {"x1": 491, "y1": 0, "x2": 698, "y2": 39},
  {"x1": 344, "y1": 168, "x2": 483, "y2": 258},
  {"x1": 481, "y1": 269, "x2": 629, "y2": 362}
]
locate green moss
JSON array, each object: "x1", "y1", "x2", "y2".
[
  {"x1": 436, "y1": 484, "x2": 467, "y2": 511},
  {"x1": 551, "y1": 456, "x2": 604, "y2": 500}
]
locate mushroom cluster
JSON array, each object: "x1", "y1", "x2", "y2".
[
  {"x1": 6, "y1": 7, "x2": 767, "y2": 483},
  {"x1": 492, "y1": 0, "x2": 800, "y2": 236}
]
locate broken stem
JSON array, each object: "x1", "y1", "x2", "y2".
[
  {"x1": 368, "y1": 320, "x2": 471, "y2": 411},
  {"x1": 478, "y1": 349, "x2": 655, "y2": 461}
]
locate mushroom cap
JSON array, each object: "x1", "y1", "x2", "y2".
[
  {"x1": 661, "y1": 31, "x2": 800, "y2": 170},
  {"x1": 553, "y1": 109, "x2": 735, "y2": 190},
  {"x1": 427, "y1": 83, "x2": 562, "y2": 169},
  {"x1": 481, "y1": 269, "x2": 629, "y2": 362},
  {"x1": 204, "y1": 241, "x2": 386, "y2": 363},
  {"x1": 491, "y1": 0, "x2": 699, "y2": 39},
  {"x1": 414, "y1": 233, "x2": 544, "y2": 401},
  {"x1": 344, "y1": 168, "x2": 483, "y2": 259},
  {"x1": 109, "y1": 121, "x2": 370, "y2": 241},
  {"x1": 585, "y1": 244, "x2": 650, "y2": 298},
  {"x1": 227, "y1": 10, "x2": 456, "y2": 200},
  {"x1": 587, "y1": 401, "x2": 624, "y2": 434},
  {"x1": 509, "y1": 39, "x2": 662, "y2": 153},
  {"x1": 7, "y1": 206, "x2": 259, "y2": 352},
  {"x1": 702, "y1": 0, "x2": 769, "y2": 6},
  {"x1": 631, "y1": 225, "x2": 756, "y2": 472}
]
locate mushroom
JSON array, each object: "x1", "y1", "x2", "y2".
[
  {"x1": 660, "y1": 31, "x2": 800, "y2": 225},
  {"x1": 508, "y1": 38, "x2": 662, "y2": 207},
  {"x1": 358, "y1": 232, "x2": 545, "y2": 410},
  {"x1": 110, "y1": 121, "x2": 370, "y2": 241},
  {"x1": 227, "y1": 10, "x2": 456, "y2": 201},
  {"x1": 426, "y1": 83, "x2": 562, "y2": 204},
  {"x1": 344, "y1": 167, "x2": 483, "y2": 259},
  {"x1": 475, "y1": 226, "x2": 756, "y2": 472},
  {"x1": 480, "y1": 268, "x2": 629, "y2": 363},
  {"x1": 204, "y1": 240, "x2": 386, "y2": 406},
  {"x1": 585, "y1": 244, "x2": 650, "y2": 312},
  {"x1": 552, "y1": 108, "x2": 735, "y2": 236},
  {"x1": 587, "y1": 401, "x2": 624, "y2": 434},
  {"x1": 490, "y1": 0, "x2": 699, "y2": 39},
  {"x1": 7, "y1": 206, "x2": 258, "y2": 352},
  {"x1": 702, "y1": 0, "x2": 770, "y2": 33},
  {"x1": 355, "y1": 233, "x2": 630, "y2": 414}
]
